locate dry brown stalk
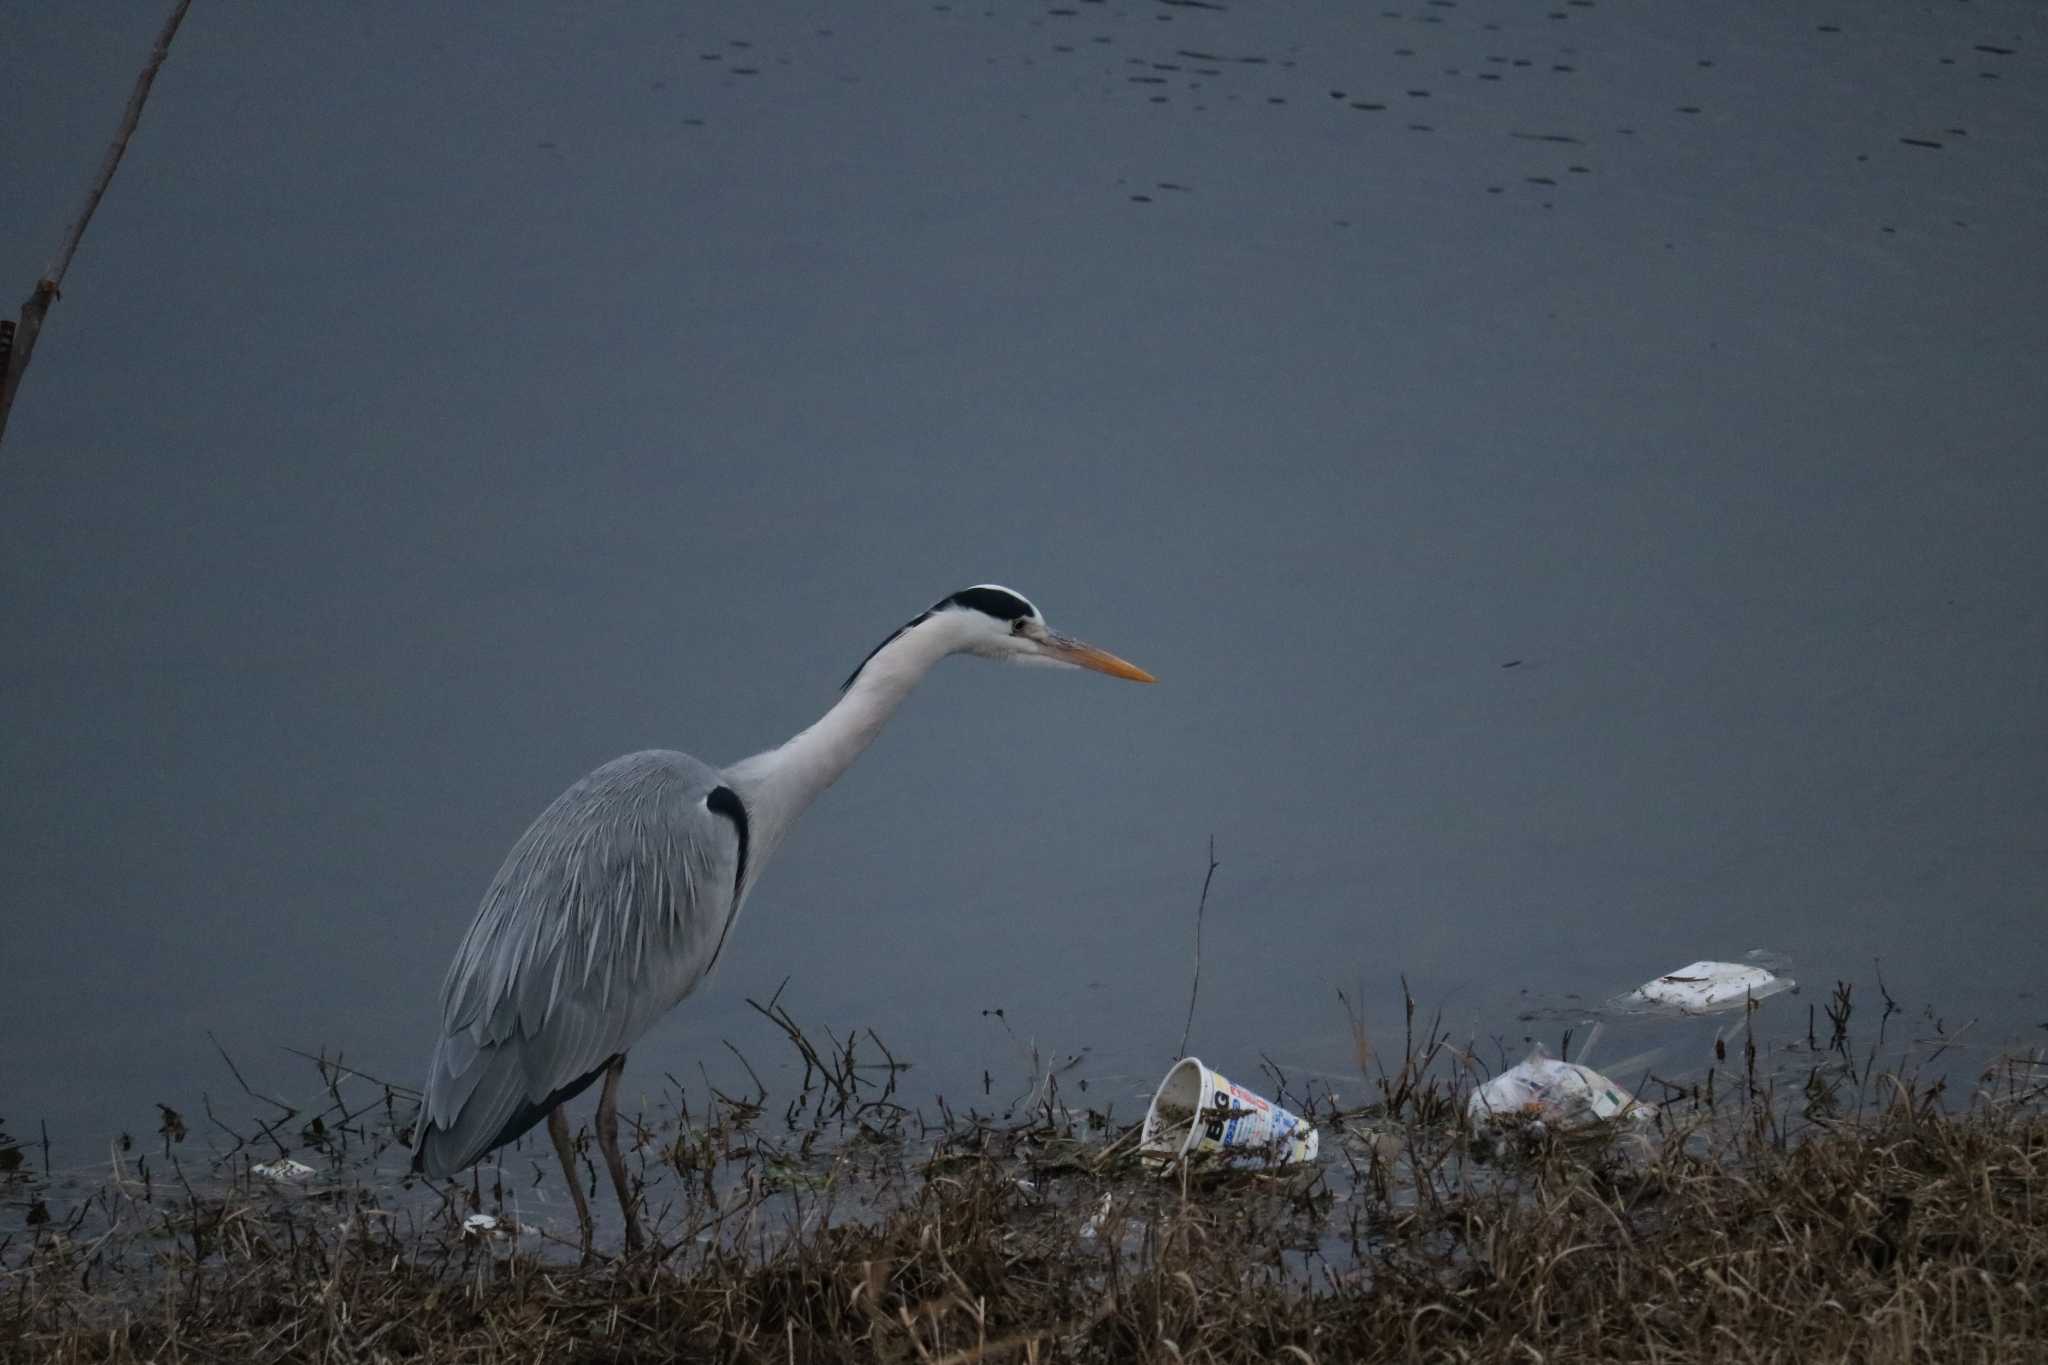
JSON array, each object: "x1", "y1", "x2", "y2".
[
  {"x1": 7, "y1": 1001, "x2": 2048, "y2": 1361},
  {"x1": 0, "y1": 0, "x2": 193, "y2": 451}
]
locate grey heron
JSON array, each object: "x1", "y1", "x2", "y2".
[{"x1": 410, "y1": 585, "x2": 1153, "y2": 1253}]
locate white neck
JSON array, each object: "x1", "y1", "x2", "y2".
[{"x1": 722, "y1": 614, "x2": 964, "y2": 882}]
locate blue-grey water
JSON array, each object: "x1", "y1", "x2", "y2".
[{"x1": 3, "y1": 1, "x2": 2043, "y2": 1204}]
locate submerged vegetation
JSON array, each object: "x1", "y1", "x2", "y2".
[{"x1": 4, "y1": 985, "x2": 2045, "y2": 1363}]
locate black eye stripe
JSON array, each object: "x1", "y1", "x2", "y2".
[{"x1": 941, "y1": 586, "x2": 1034, "y2": 622}]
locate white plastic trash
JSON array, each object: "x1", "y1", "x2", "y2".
[
  {"x1": 1467, "y1": 1045, "x2": 1653, "y2": 1133},
  {"x1": 1140, "y1": 1057, "x2": 1319, "y2": 1168},
  {"x1": 1628, "y1": 960, "x2": 1791, "y2": 1013},
  {"x1": 1078, "y1": 1191, "x2": 1114, "y2": 1242},
  {"x1": 251, "y1": 1158, "x2": 317, "y2": 1183},
  {"x1": 462, "y1": 1213, "x2": 523, "y2": 1241}
]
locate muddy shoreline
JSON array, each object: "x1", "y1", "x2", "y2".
[{"x1": 7, "y1": 1011, "x2": 2044, "y2": 1363}]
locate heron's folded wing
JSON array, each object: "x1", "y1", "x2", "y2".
[{"x1": 416, "y1": 751, "x2": 742, "y2": 1173}]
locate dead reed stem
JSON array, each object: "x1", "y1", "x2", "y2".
[
  {"x1": 1174, "y1": 837, "x2": 1219, "y2": 1062},
  {"x1": 0, "y1": 0, "x2": 193, "y2": 450}
]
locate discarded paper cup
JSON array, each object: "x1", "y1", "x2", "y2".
[{"x1": 1140, "y1": 1057, "x2": 1319, "y2": 1168}]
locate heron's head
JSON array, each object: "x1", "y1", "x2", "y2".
[
  {"x1": 842, "y1": 584, "x2": 1156, "y2": 690},
  {"x1": 946, "y1": 584, "x2": 1157, "y2": 679}
]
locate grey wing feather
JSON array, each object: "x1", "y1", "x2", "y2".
[{"x1": 413, "y1": 750, "x2": 742, "y2": 1177}]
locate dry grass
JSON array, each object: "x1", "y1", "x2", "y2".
[{"x1": 5, "y1": 1005, "x2": 2047, "y2": 1363}]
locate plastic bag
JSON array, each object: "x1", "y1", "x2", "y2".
[{"x1": 1467, "y1": 1044, "x2": 1653, "y2": 1134}]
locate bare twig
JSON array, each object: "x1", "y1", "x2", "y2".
[
  {"x1": 206, "y1": 1032, "x2": 298, "y2": 1119},
  {"x1": 721, "y1": 1039, "x2": 768, "y2": 1106},
  {"x1": 1337, "y1": 984, "x2": 1374, "y2": 1080},
  {"x1": 1176, "y1": 836, "x2": 1219, "y2": 1061},
  {"x1": 278, "y1": 1046, "x2": 421, "y2": 1098},
  {"x1": 1874, "y1": 956, "x2": 1901, "y2": 1046},
  {"x1": 0, "y1": 0, "x2": 193, "y2": 449},
  {"x1": 747, "y1": 990, "x2": 828, "y2": 1097}
]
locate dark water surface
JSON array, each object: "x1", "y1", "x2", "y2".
[{"x1": 3, "y1": 1, "x2": 2044, "y2": 1191}]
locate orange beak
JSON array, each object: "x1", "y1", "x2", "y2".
[{"x1": 1044, "y1": 633, "x2": 1157, "y2": 683}]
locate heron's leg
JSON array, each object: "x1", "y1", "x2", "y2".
[
  {"x1": 596, "y1": 1053, "x2": 644, "y2": 1251},
  {"x1": 547, "y1": 1102, "x2": 593, "y2": 1261}
]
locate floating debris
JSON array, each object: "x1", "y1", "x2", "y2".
[
  {"x1": 1141, "y1": 1057, "x2": 1319, "y2": 1168},
  {"x1": 1627, "y1": 959, "x2": 1794, "y2": 1013},
  {"x1": 252, "y1": 1158, "x2": 317, "y2": 1184},
  {"x1": 461, "y1": 1213, "x2": 527, "y2": 1241},
  {"x1": 1468, "y1": 1046, "x2": 1653, "y2": 1135}
]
